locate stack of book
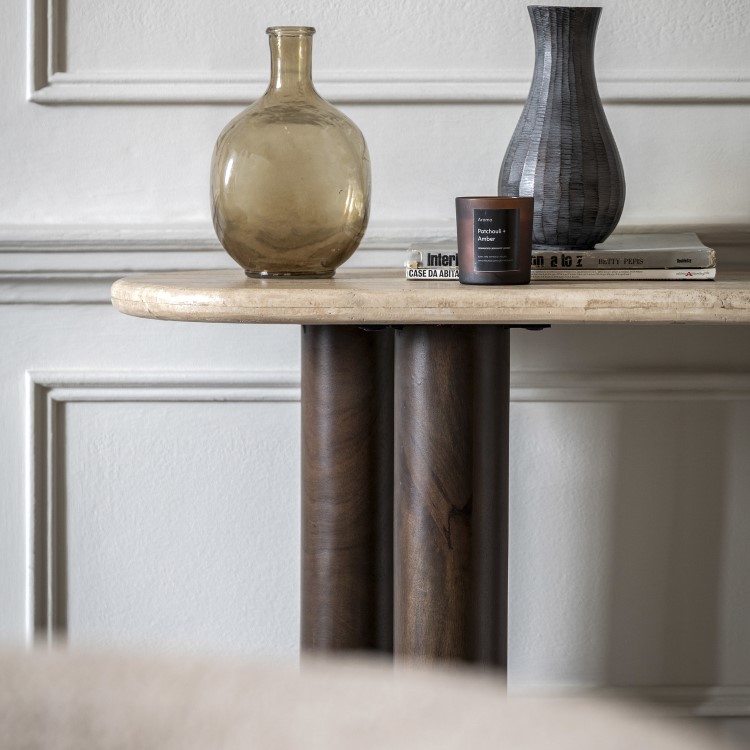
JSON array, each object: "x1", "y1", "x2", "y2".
[{"x1": 405, "y1": 233, "x2": 717, "y2": 281}]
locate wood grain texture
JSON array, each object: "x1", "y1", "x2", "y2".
[
  {"x1": 301, "y1": 325, "x2": 394, "y2": 652},
  {"x1": 499, "y1": 6, "x2": 626, "y2": 250},
  {"x1": 394, "y1": 326, "x2": 509, "y2": 665},
  {"x1": 111, "y1": 270, "x2": 750, "y2": 325}
]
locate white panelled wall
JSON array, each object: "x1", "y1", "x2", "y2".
[{"x1": 2, "y1": 0, "x2": 750, "y2": 735}]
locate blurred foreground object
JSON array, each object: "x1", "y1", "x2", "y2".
[{"x1": 0, "y1": 648, "x2": 734, "y2": 749}]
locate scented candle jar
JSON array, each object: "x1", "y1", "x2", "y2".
[{"x1": 455, "y1": 197, "x2": 534, "y2": 285}]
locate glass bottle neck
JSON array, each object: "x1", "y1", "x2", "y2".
[{"x1": 267, "y1": 31, "x2": 316, "y2": 98}]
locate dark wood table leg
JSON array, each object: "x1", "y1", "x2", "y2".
[
  {"x1": 394, "y1": 325, "x2": 509, "y2": 666},
  {"x1": 301, "y1": 325, "x2": 394, "y2": 653}
]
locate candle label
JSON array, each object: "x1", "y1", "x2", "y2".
[{"x1": 473, "y1": 208, "x2": 520, "y2": 272}]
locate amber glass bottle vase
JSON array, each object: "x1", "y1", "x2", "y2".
[{"x1": 211, "y1": 27, "x2": 371, "y2": 278}]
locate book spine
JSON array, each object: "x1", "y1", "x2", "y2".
[
  {"x1": 405, "y1": 267, "x2": 716, "y2": 281},
  {"x1": 406, "y1": 267, "x2": 459, "y2": 280},
  {"x1": 531, "y1": 249, "x2": 715, "y2": 269},
  {"x1": 530, "y1": 268, "x2": 716, "y2": 280},
  {"x1": 407, "y1": 247, "x2": 715, "y2": 269}
]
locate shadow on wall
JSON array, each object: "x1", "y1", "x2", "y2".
[
  {"x1": 603, "y1": 401, "x2": 729, "y2": 688},
  {"x1": 508, "y1": 388, "x2": 750, "y2": 692}
]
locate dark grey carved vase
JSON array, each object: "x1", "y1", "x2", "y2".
[{"x1": 499, "y1": 6, "x2": 625, "y2": 250}]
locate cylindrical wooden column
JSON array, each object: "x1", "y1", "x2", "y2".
[
  {"x1": 472, "y1": 326, "x2": 510, "y2": 668},
  {"x1": 394, "y1": 325, "x2": 509, "y2": 666},
  {"x1": 301, "y1": 325, "x2": 394, "y2": 653}
]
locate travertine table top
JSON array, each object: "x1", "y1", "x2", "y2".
[{"x1": 111, "y1": 269, "x2": 750, "y2": 325}]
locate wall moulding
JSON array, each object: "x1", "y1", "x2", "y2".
[
  {"x1": 27, "y1": 0, "x2": 750, "y2": 105},
  {"x1": 23, "y1": 367, "x2": 750, "y2": 715},
  {"x1": 2, "y1": 222, "x2": 749, "y2": 304},
  {"x1": 24, "y1": 370, "x2": 301, "y2": 646}
]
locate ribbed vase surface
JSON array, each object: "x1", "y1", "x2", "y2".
[{"x1": 498, "y1": 6, "x2": 625, "y2": 250}]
